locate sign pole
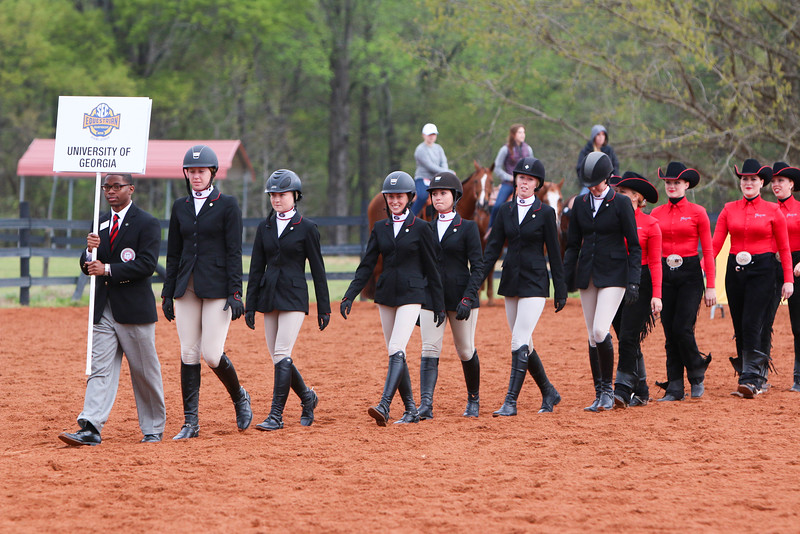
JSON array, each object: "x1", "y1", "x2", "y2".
[{"x1": 85, "y1": 171, "x2": 102, "y2": 375}]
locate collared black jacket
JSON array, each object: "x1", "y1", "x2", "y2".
[
  {"x1": 423, "y1": 213, "x2": 484, "y2": 311},
  {"x1": 345, "y1": 214, "x2": 444, "y2": 311},
  {"x1": 162, "y1": 190, "x2": 243, "y2": 300},
  {"x1": 80, "y1": 203, "x2": 160, "y2": 324},
  {"x1": 245, "y1": 212, "x2": 330, "y2": 316},
  {"x1": 563, "y1": 189, "x2": 642, "y2": 290},
  {"x1": 482, "y1": 197, "x2": 567, "y2": 299}
]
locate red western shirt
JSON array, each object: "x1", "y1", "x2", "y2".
[
  {"x1": 712, "y1": 195, "x2": 793, "y2": 283},
  {"x1": 651, "y1": 197, "x2": 715, "y2": 288},
  {"x1": 777, "y1": 195, "x2": 800, "y2": 253},
  {"x1": 636, "y1": 209, "x2": 662, "y2": 299}
]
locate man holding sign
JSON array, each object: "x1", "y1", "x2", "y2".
[{"x1": 59, "y1": 173, "x2": 166, "y2": 446}]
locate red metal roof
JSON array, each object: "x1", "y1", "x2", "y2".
[{"x1": 16, "y1": 139, "x2": 253, "y2": 180}]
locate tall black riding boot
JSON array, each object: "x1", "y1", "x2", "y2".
[
  {"x1": 527, "y1": 348, "x2": 561, "y2": 413},
  {"x1": 584, "y1": 343, "x2": 602, "y2": 412},
  {"x1": 368, "y1": 351, "x2": 406, "y2": 426},
  {"x1": 596, "y1": 334, "x2": 615, "y2": 412},
  {"x1": 461, "y1": 351, "x2": 480, "y2": 417},
  {"x1": 256, "y1": 358, "x2": 293, "y2": 430},
  {"x1": 394, "y1": 359, "x2": 420, "y2": 424},
  {"x1": 291, "y1": 363, "x2": 318, "y2": 426},
  {"x1": 211, "y1": 353, "x2": 252, "y2": 430},
  {"x1": 493, "y1": 346, "x2": 529, "y2": 417},
  {"x1": 173, "y1": 362, "x2": 201, "y2": 440},
  {"x1": 417, "y1": 357, "x2": 439, "y2": 420}
]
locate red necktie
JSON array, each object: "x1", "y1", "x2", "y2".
[{"x1": 109, "y1": 214, "x2": 119, "y2": 249}]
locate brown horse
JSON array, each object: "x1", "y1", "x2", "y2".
[
  {"x1": 360, "y1": 161, "x2": 495, "y2": 302},
  {"x1": 535, "y1": 179, "x2": 566, "y2": 258}
]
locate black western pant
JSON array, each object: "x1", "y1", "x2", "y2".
[
  {"x1": 660, "y1": 256, "x2": 705, "y2": 385},
  {"x1": 725, "y1": 253, "x2": 775, "y2": 384},
  {"x1": 612, "y1": 266, "x2": 653, "y2": 396}
]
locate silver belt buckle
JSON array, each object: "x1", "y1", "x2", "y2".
[
  {"x1": 736, "y1": 251, "x2": 752, "y2": 266},
  {"x1": 666, "y1": 254, "x2": 683, "y2": 269}
]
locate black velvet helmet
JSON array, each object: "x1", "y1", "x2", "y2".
[
  {"x1": 427, "y1": 171, "x2": 463, "y2": 202},
  {"x1": 581, "y1": 152, "x2": 613, "y2": 188},
  {"x1": 265, "y1": 169, "x2": 303, "y2": 201},
  {"x1": 513, "y1": 157, "x2": 546, "y2": 192}
]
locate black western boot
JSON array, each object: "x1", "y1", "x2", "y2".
[
  {"x1": 688, "y1": 353, "x2": 712, "y2": 398},
  {"x1": 493, "y1": 346, "x2": 529, "y2": 417},
  {"x1": 461, "y1": 352, "x2": 480, "y2": 417},
  {"x1": 417, "y1": 357, "x2": 439, "y2": 420},
  {"x1": 630, "y1": 349, "x2": 649, "y2": 406},
  {"x1": 584, "y1": 343, "x2": 602, "y2": 412},
  {"x1": 596, "y1": 334, "x2": 615, "y2": 412},
  {"x1": 212, "y1": 353, "x2": 252, "y2": 430},
  {"x1": 738, "y1": 349, "x2": 768, "y2": 399},
  {"x1": 368, "y1": 352, "x2": 406, "y2": 426},
  {"x1": 394, "y1": 359, "x2": 420, "y2": 424},
  {"x1": 527, "y1": 347, "x2": 561, "y2": 413},
  {"x1": 173, "y1": 362, "x2": 201, "y2": 440},
  {"x1": 257, "y1": 358, "x2": 293, "y2": 430},
  {"x1": 291, "y1": 363, "x2": 318, "y2": 426}
]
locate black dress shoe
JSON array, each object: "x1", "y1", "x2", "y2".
[
  {"x1": 140, "y1": 433, "x2": 162, "y2": 443},
  {"x1": 59, "y1": 428, "x2": 101, "y2": 447}
]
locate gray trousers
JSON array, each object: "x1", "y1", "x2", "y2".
[{"x1": 78, "y1": 303, "x2": 166, "y2": 436}]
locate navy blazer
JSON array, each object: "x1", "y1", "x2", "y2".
[
  {"x1": 345, "y1": 214, "x2": 444, "y2": 311},
  {"x1": 482, "y1": 198, "x2": 567, "y2": 299},
  {"x1": 423, "y1": 214, "x2": 484, "y2": 311},
  {"x1": 245, "y1": 212, "x2": 330, "y2": 316},
  {"x1": 563, "y1": 189, "x2": 642, "y2": 290},
  {"x1": 162, "y1": 190, "x2": 243, "y2": 300},
  {"x1": 80, "y1": 203, "x2": 160, "y2": 324}
]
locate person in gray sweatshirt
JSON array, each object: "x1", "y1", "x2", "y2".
[{"x1": 411, "y1": 123, "x2": 450, "y2": 216}]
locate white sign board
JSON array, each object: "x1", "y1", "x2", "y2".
[{"x1": 53, "y1": 96, "x2": 152, "y2": 173}]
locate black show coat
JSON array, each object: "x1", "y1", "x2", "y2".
[
  {"x1": 563, "y1": 189, "x2": 642, "y2": 290},
  {"x1": 344, "y1": 214, "x2": 445, "y2": 312},
  {"x1": 423, "y1": 214, "x2": 484, "y2": 311},
  {"x1": 245, "y1": 212, "x2": 330, "y2": 315},
  {"x1": 162, "y1": 190, "x2": 243, "y2": 300},
  {"x1": 482, "y1": 198, "x2": 567, "y2": 299},
  {"x1": 80, "y1": 203, "x2": 160, "y2": 324}
]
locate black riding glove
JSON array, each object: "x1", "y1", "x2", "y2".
[
  {"x1": 318, "y1": 313, "x2": 330, "y2": 331},
  {"x1": 244, "y1": 310, "x2": 256, "y2": 330},
  {"x1": 223, "y1": 292, "x2": 244, "y2": 320},
  {"x1": 623, "y1": 283, "x2": 640, "y2": 305},
  {"x1": 434, "y1": 310, "x2": 446, "y2": 327},
  {"x1": 554, "y1": 298, "x2": 566, "y2": 313},
  {"x1": 340, "y1": 298, "x2": 352, "y2": 320},
  {"x1": 162, "y1": 297, "x2": 174, "y2": 322},
  {"x1": 455, "y1": 298, "x2": 472, "y2": 321}
]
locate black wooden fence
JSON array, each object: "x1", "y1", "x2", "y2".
[{"x1": 1, "y1": 201, "x2": 369, "y2": 305}]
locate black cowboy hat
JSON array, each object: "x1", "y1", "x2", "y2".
[
  {"x1": 610, "y1": 172, "x2": 659, "y2": 204},
  {"x1": 734, "y1": 158, "x2": 773, "y2": 184},
  {"x1": 657, "y1": 162, "x2": 700, "y2": 189},
  {"x1": 773, "y1": 162, "x2": 800, "y2": 191}
]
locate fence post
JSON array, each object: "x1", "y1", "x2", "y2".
[{"x1": 19, "y1": 201, "x2": 30, "y2": 306}]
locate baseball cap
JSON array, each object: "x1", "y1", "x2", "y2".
[{"x1": 422, "y1": 123, "x2": 438, "y2": 135}]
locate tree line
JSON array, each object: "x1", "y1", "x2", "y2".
[{"x1": 2, "y1": 0, "x2": 798, "y2": 242}]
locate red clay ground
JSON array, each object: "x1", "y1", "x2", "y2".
[{"x1": 2, "y1": 300, "x2": 800, "y2": 532}]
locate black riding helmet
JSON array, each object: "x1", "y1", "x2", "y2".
[
  {"x1": 182, "y1": 144, "x2": 219, "y2": 195},
  {"x1": 513, "y1": 157, "x2": 545, "y2": 192},
  {"x1": 581, "y1": 152, "x2": 613, "y2": 188},
  {"x1": 426, "y1": 171, "x2": 463, "y2": 203},
  {"x1": 265, "y1": 169, "x2": 303, "y2": 202},
  {"x1": 381, "y1": 171, "x2": 415, "y2": 215}
]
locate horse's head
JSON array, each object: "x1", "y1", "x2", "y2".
[
  {"x1": 536, "y1": 179, "x2": 565, "y2": 229},
  {"x1": 467, "y1": 160, "x2": 494, "y2": 212}
]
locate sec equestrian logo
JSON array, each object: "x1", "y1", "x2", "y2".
[{"x1": 82, "y1": 103, "x2": 121, "y2": 138}]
